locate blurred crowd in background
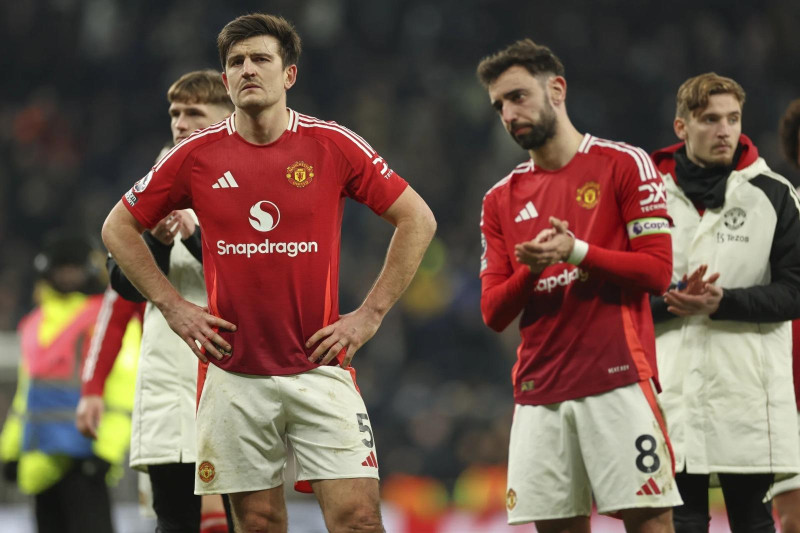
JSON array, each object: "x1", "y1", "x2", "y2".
[{"x1": 2, "y1": 0, "x2": 800, "y2": 518}]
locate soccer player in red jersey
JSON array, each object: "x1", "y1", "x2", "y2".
[
  {"x1": 477, "y1": 39, "x2": 681, "y2": 532},
  {"x1": 101, "y1": 13, "x2": 435, "y2": 532}
]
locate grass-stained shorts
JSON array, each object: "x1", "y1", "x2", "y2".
[
  {"x1": 194, "y1": 364, "x2": 379, "y2": 495},
  {"x1": 506, "y1": 380, "x2": 683, "y2": 523}
]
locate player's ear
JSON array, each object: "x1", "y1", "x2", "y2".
[
  {"x1": 284, "y1": 65, "x2": 297, "y2": 90},
  {"x1": 548, "y1": 76, "x2": 567, "y2": 107},
  {"x1": 221, "y1": 72, "x2": 231, "y2": 95},
  {"x1": 673, "y1": 117, "x2": 687, "y2": 141}
]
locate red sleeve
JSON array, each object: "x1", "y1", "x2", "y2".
[
  {"x1": 581, "y1": 233, "x2": 672, "y2": 294},
  {"x1": 81, "y1": 288, "x2": 144, "y2": 396},
  {"x1": 481, "y1": 267, "x2": 538, "y2": 332},
  {"x1": 573, "y1": 147, "x2": 672, "y2": 294},
  {"x1": 614, "y1": 144, "x2": 670, "y2": 223},
  {"x1": 122, "y1": 144, "x2": 194, "y2": 229},
  {"x1": 480, "y1": 191, "x2": 540, "y2": 331},
  {"x1": 324, "y1": 124, "x2": 408, "y2": 215}
]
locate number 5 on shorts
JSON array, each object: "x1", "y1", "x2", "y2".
[{"x1": 356, "y1": 413, "x2": 374, "y2": 448}]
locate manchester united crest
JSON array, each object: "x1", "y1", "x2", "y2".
[
  {"x1": 576, "y1": 181, "x2": 600, "y2": 209},
  {"x1": 723, "y1": 207, "x2": 746, "y2": 230},
  {"x1": 286, "y1": 161, "x2": 315, "y2": 188},
  {"x1": 506, "y1": 488, "x2": 517, "y2": 511},
  {"x1": 198, "y1": 461, "x2": 216, "y2": 483}
]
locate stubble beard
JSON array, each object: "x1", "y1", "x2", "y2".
[
  {"x1": 236, "y1": 94, "x2": 268, "y2": 114},
  {"x1": 234, "y1": 84, "x2": 283, "y2": 116},
  {"x1": 693, "y1": 149, "x2": 736, "y2": 169},
  {"x1": 512, "y1": 104, "x2": 558, "y2": 151}
]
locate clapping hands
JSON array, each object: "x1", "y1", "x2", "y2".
[
  {"x1": 664, "y1": 264, "x2": 722, "y2": 316},
  {"x1": 514, "y1": 217, "x2": 575, "y2": 273}
]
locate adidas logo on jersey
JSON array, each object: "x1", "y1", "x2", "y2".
[
  {"x1": 514, "y1": 201, "x2": 538, "y2": 222},
  {"x1": 636, "y1": 477, "x2": 661, "y2": 496},
  {"x1": 361, "y1": 451, "x2": 378, "y2": 468},
  {"x1": 212, "y1": 171, "x2": 239, "y2": 189}
]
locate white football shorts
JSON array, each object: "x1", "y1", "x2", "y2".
[
  {"x1": 506, "y1": 380, "x2": 683, "y2": 523},
  {"x1": 194, "y1": 364, "x2": 379, "y2": 495}
]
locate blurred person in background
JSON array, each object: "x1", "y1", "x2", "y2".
[
  {"x1": 76, "y1": 69, "x2": 235, "y2": 533},
  {"x1": 651, "y1": 74, "x2": 800, "y2": 532},
  {"x1": 763, "y1": 98, "x2": 800, "y2": 533},
  {"x1": 102, "y1": 12, "x2": 435, "y2": 533},
  {"x1": 0, "y1": 230, "x2": 140, "y2": 533},
  {"x1": 477, "y1": 39, "x2": 679, "y2": 532}
]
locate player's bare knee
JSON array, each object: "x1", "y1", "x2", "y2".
[
  {"x1": 235, "y1": 514, "x2": 288, "y2": 533},
  {"x1": 234, "y1": 506, "x2": 288, "y2": 533},
  {"x1": 328, "y1": 502, "x2": 383, "y2": 532}
]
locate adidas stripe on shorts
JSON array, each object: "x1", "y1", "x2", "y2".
[
  {"x1": 506, "y1": 380, "x2": 683, "y2": 523},
  {"x1": 194, "y1": 364, "x2": 379, "y2": 494}
]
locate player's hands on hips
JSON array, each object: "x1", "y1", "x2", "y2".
[
  {"x1": 305, "y1": 307, "x2": 383, "y2": 368},
  {"x1": 664, "y1": 265, "x2": 722, "y2": 316},
  {"x1": 515, "y1": 217, "x2": 575, "y2": 273},
  {"x1": 159, "y1": 297, "x2": 237, "y2": 363},
  {"x1": 76, "y1": 395, "x2": 104, "y2": 439}
]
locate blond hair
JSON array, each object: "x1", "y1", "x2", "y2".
[
  {"x1": 167, "y1": 70, "x2": 232, "y2": 110},
  {"x1": 675, "y1": 72, "x2": 745, "y2": 119}
]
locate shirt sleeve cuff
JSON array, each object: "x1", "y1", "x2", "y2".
[{"x1": 566, "y1": 238, "x2": 589, "y2": 265}]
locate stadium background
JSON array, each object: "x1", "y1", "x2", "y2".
[{"x1": 0, "y1": 0, "x2": 798, "y2": 530}]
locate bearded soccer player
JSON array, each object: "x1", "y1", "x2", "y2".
[
  {"x1": 477, "y1": 39, "x2": 681, "y2": 532},
  {"x1": 101, "y1": 13, "x2": 435, "y2": 533}
]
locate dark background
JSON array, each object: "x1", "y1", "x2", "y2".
[{"x1": 1, "y1": 0, "x2": 799, "y2": 494}]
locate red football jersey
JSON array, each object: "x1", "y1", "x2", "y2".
[
  {"x1": 480, "y1": 134, "x2": 670, "y2": 405},
  {"x1": 123, "y1": 110, "x2": 408, "y2": 375}
]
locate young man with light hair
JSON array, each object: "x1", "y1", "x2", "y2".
[
  {"x1": 477, "y1": 39, "x2": 681, "y2": 533},
  {"x1": 651, "y1": 73, "x2": 800, "y2": 532},
  {"x1": 77, "y1": 69, "x2": 235, "y2": 532},
  {"x1": 101, "y1": 13, "x2": 435, "y2": 533}
]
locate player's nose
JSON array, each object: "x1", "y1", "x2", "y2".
[
  {"x1": 242, "y1": 57, "x2": 257, "y2": 75},
  {"x1": 501, "y1": 105, "x2": 518, "y2": 125},
  {"x1": 717, "y1": 122, "x2": 733, "y2": 138},
  {"x1": 175, "y1": 115, "x2": 189, "y2": 131}
]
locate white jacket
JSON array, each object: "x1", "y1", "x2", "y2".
[
  {"x1": 654, "y1": 145, "x2": 800, "y2": 474},
  {"x1": 129, "y1": 213, "x2": 206, "y2": 470}
]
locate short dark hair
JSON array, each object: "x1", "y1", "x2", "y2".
[
  {"x1": 779, "y1": 99, "x2": 800, "y2": 168},
  {"x1": 476, "y1": 39, "x2": 565, "y2": 87},
  {"x1": 217, "y1": 13, "x2": 302, "y2": 70},
  {"x1": 167, "y1": 70, "x2": 233, "y2": 110},
  {"x1": 675, "y1": 72, "x2": 746, "y2": 119}
]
